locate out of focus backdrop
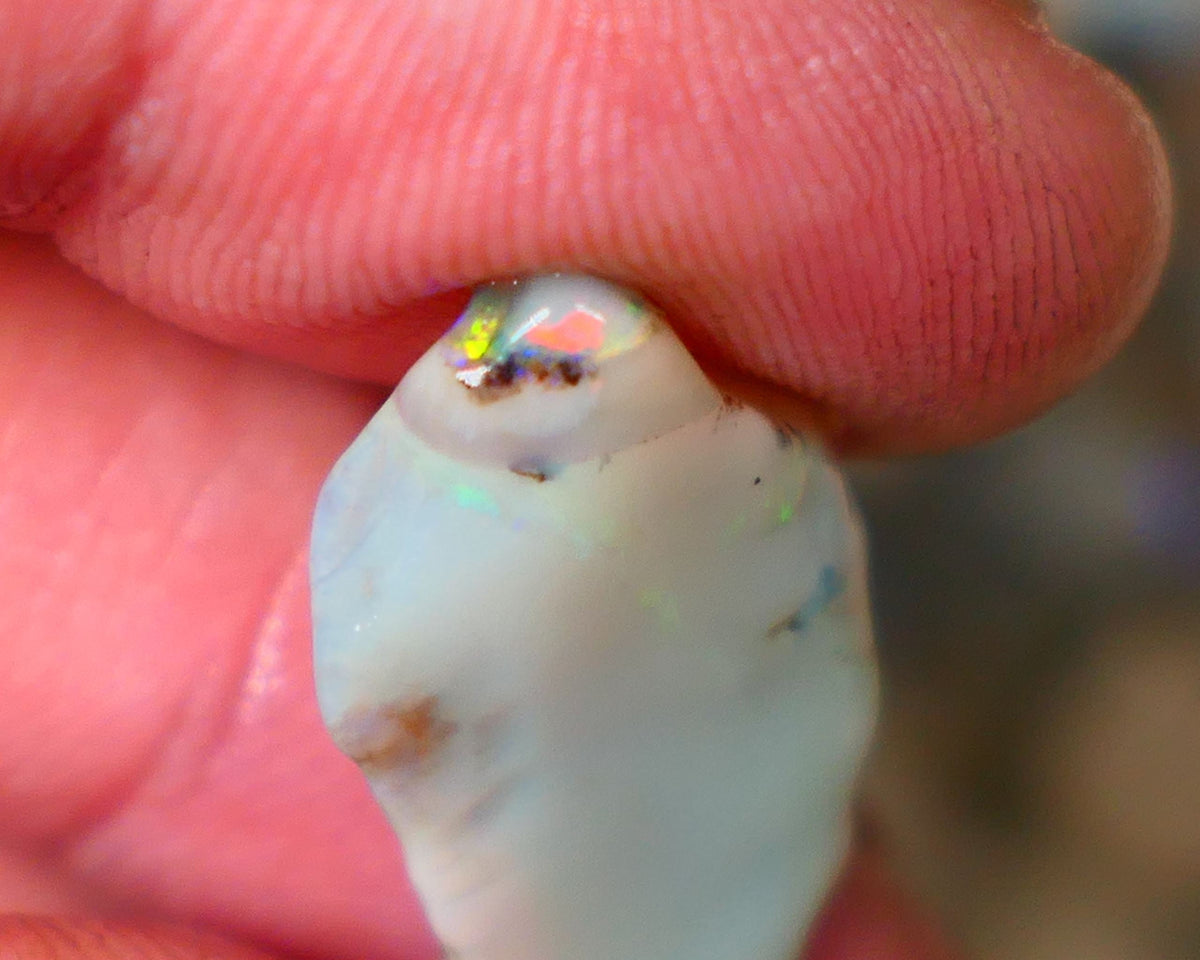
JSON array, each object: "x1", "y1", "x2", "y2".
[{"x1": 855, "y1": 2, "x2": 1200, "y2": 957}]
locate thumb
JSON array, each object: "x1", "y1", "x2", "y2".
[{"x1": 0, "y1": 0, "x2": 1172, "y2": 454}]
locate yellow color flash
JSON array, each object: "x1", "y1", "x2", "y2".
[{"x1": 460, "y1": 314, "x2": 500, "y2": 361}]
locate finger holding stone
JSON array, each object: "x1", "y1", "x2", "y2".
[{"x1": 0, "y1": 0, "x2": 1172, "y2": 454}]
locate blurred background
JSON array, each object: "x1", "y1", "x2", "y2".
[{"x1": 854, "y1": 2, "x2": 1200, "y2": 957}]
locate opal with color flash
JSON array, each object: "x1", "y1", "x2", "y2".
[{"x1": 311, "y1": 273, "x2": 877, "y2": 960}]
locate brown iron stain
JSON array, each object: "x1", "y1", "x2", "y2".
[
  {"x1": 461, "y1": 354, "x2": 596, "y2": 404},
  {"x1": 765, "y1": 610, "x2": 802, "y2": 640},
  {"x1": 510, "y1": 464, "x2": 549, "y2": 482},
  {"x1": 336, "y1": 696, "x2": 458, "y2": 773}
]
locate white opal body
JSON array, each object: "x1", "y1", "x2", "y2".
[{"x1": 311, "y1": 275, "x2": 876, "y2": 960}]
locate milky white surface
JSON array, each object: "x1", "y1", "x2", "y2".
[{"x1": 311, "y1": 275, "x2": 877, "y2": 960}]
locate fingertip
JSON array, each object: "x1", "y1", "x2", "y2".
[
  {"x1": 730, "y1": 1, "x2": 1174, "y2": 455},
  {"x1": 0, "y1": 0, "x2": 1174, "y2": 455},
  {"x1": 0, "y1": 0, "x2": 147, "y2": 229}
]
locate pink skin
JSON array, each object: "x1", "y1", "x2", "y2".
[{"x1": 0, "y1": 0, "x2": 1170, "y2": 957}]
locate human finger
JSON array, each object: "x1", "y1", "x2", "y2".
[{"x1": 0, "y1": 0, "x2": 1171, "y2": 454}]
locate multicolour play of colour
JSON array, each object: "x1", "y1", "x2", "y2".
[{"x1": 443, "y1": 275, "x2": 654, "y2": 387}]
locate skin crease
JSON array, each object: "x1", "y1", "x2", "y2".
[{"x1": 0, "y1": 0, "x2": 1170, "y2": 957}]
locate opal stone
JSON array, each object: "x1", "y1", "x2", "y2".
[{"x1": 311, "y1": 274, "x2": 877, "y2": 960}]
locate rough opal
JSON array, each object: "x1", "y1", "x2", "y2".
[{"x1": 311, "y1": 274, "x2": 877, "y2": 960}]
